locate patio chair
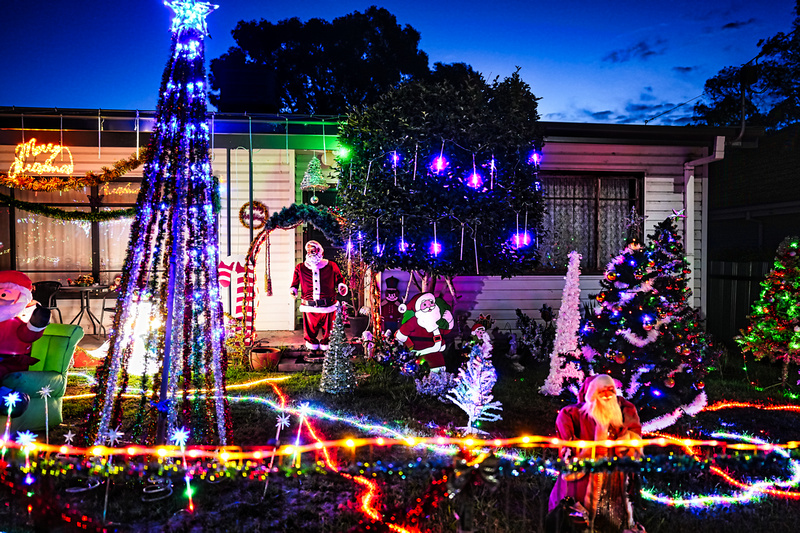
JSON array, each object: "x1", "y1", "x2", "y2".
[
  {"x1": 32, "y1": 280, "x2": 63, "y2": 324},
  {"x1": 99, "y1": 290, "x2": 120, "y2": 336},
  {"x1": 0, "y1": 323, "x2": 84, "y2": 434}
]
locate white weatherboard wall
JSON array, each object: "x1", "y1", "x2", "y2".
[
  {"x1": 215, "y1": 148, "x2": 296, "y2": 330},
  {"x1": 542, "y1": 140, "x2": 708, "y2": 311}
]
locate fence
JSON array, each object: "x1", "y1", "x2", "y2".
[{"x1": 706, "y1": 260, "x2": 771, "y2": 344}]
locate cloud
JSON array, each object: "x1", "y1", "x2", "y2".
[
  {"x1": 586, "y1": 109, "x2": 615, "y2": 121},
  {"x1": 721, "y1": 18, "x2": 757, "y2": 30},
  {"x1": 602, "y1": 38, "x2": 667, "y2": 63},
  {"x1": 672, "y1": 66, "x2": 697, "y2": 75}
]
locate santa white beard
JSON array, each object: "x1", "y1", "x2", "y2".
[
  {"x1": 0, "y1": 298, "x2": 28, "y2": 323},
  {"x1": 305, "y1": 253, "x2": 323, "y2": 267},
  {"x1": 581, "y1": 396, "x2": 624, "y2": 440},
  {"x1": 416, "y1": 306, "x2": 442, "y2": 332}
]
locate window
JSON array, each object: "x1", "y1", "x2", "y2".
[{"x1": 538, "y1": 172, "x2": 642, "y2": 272}]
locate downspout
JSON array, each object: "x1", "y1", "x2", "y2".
[{"x1": 684, "y1": 136, "x2": 725, "y2": 316}]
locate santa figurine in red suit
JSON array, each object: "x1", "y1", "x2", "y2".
[
  {"x1": 290, "y1": 240, "x2": 348, "y2": 351},
  {"x1": 395, "y1": 292, "x2": 454, "y2": 372},
  {"x1": 0, "y1": 271, "x2": 50, "y2": 417},
  {"x1": 547, "y1": 374, "x2": 642, "y2": 530}
]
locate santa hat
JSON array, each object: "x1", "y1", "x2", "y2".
[
  {"x1": 471, "y1": 323, "x2": 486, "y2": 334},
  {"x1": 0, "y1": 270, "x2": 33, "y2": 302},
  {"x1": 305, "y1": 240, "x2": 324, "y2": 254},
  {"x1": 580, "y1": 374, "x2": 617, "y2": 403}
]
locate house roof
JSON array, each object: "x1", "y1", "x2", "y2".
[{"x1": 0, "y1": 107, "x2": 763, "y2": 149}]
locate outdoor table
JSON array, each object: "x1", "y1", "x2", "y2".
[{"x1": 59, "y1": 284, "x2": 109, "y2": 335}]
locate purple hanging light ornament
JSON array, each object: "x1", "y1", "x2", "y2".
[
  {"x1": 430, "y1": 221, "x2": 442, "y2": 256},
  {"x1": 512, "y1": 211, "x2": 532, "y2": 249},
  {"x1": 399, "y1": 216, "x2": 409, "y2": 252},
  {"x1": 389, "y1": 150, "x2": 400, "y2": 186},
  {"x1": 429, "y1": 141, "x2": 449, "y2": 175},
  {"x1": 362, "y1": 160, "x2": 372, "y2": 195},
  {"x1": 412, "y1": 144, "x2": 418, "y2": 181},
  {"x1": 374, "y1": 218, "x2": 384, "y2": 255},
  {"x1": 528, "y1": 149, "x2": 542, "y2": 167},
  {"x1": 465, "y1": 154, "x2": 483, "y2": 189},
  {"x1": 460, "y1": 223, "x2": 465, "y2": 261}
]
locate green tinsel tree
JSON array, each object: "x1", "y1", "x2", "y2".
[
  {"x1": 577, "y1": 217, "x2": 721, "y2": 423},
  {"x1": 301, "y1": 155, "x2": 329, "y2": 191},
  {"x1": 319, "y1": 305, "x2": 356, "y2": 394},
  {"x1": 736, "y1": 236, "x2": 800, "y2": 387}
]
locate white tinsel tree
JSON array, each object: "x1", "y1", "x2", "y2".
[
  {"x1": 319, "y1": 304, "x2": 355, "y2": 394},
  {"x1": 446, "y1": 334, "x2": 503, "y2": 435},
  {"x1": 300, "y1": 155, "x2": 329, "y2": 191},
  {"x1": 541, "y1": 250, "x2": 585, "y2": 396}
]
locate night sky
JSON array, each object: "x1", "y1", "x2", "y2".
[{"x1": 0, "y1": 0, "x2": 794, "y2": 124}]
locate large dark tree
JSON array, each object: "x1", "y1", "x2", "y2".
[
  {"x1": 693, "y1": 1, "x2": 800, "y2": 130},
  {"x1": 337, "y1": 65, "x2": 544, "y2": 289},
  {"x1": 209, "y1": 6, "x2": 430, "y2": 114}
]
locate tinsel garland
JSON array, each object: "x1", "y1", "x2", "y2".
[
  {"x1": 241, "y1": 203, "x2": 343, "y2": 344},
  {"x1": 0, "y1": 447, "x2": 791, "y2": 484},
  {"x1": 0, "y1": 146, "x2": 150, "y2": 193},
  {"x1": 0, "y1": 191, "x2": 136, "y2": 221}
]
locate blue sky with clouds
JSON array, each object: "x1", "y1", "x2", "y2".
[{"x1": 0, "y1": 0, "x2": 795, "y2": 124}]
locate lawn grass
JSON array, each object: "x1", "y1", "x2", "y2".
[{"x1": 4, "y1": 346, "x2": 800, "y2": 532}]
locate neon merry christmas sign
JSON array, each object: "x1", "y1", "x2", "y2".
[{"x1": 8, "y1": 138, "x2": 74, "y2": 179}]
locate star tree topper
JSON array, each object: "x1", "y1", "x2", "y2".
[{"x1": 165, "y1": 0, "x2": 218, "y2": 36}]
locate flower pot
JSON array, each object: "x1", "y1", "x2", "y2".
[
  {"x1": 348, "y1": 316, "x2": 369, "y2": 338},
  {"x1": 250, "y1": 346, "x2": 281, "y2": 371}
]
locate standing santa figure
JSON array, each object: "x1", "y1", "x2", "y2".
[
  {"x1": 0, "y1": 271, "x2": 49, "y2": 417},
  {"x1": 395, "y1": 292, "x2": 454, "y2": 371},
  {"x1": 291, "y1": 241, "x2": 348, "y2": 351}
]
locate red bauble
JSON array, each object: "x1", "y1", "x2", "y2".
[
  {"x1": 615, "y1": 354, "x2": 627, "y2": 364},
  {"x1": 696, "y1": 381, "x2": 705, "y2": 390},
  {"x1": 665, "y1": 377, "x2": 675, "y2": 388}
]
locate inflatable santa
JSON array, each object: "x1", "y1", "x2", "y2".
[
  {"x1": 0, "y1": 271, "x2": 49, "y2": 417},
  {"x1": 395, "y1": 292, "x2": 454, "y2": 371},
  {"x1": 290, "y1": 240, "x2": 348, "y2": 351}
]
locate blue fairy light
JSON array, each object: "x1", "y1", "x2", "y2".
[
  {"x1": 528, "y1": 150, "x2": 542, "y2": 166},
  {"x1": 429, "y1": 240, "x2": 442, "y2": 256}
]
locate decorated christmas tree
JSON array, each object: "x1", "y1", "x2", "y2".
[
  {"x1": 736, "y1": 236, "x2": 800, "y2": 386},
  {"x1": 446, "y1": 335, "x2": 502, "y2": 435},
  {"x1": 319, "y1": 304, "x2": 356, "y2": 394},
  {"x1": 578, "y1": 216, "x2": 720, "y2": 424},
  {"x1": 86, "y1": 0, "x2": 229, "y2": 446},
  {"x1": 300, "y1": 155, "x2": 328, "y2": 191},
  {"x1": 541, "y1": 250, "x2": 585, "y2": 396}
]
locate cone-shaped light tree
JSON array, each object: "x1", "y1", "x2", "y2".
[
  {"x1": 737, "y1": 236, "x2": 800, "y2": 386},
  {"x1": 541, "y1": 250, "x2": 585, "y2": 396},
  {"x1": 578, "y1": 217, "x2": 720, "y2": 422},
  {"x1": 86, "y1": 0, "x2": 230, "y2": 446}
]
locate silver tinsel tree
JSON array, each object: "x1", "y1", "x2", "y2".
[{"x1": 319, "y1": 304, "x2": 355, "y2": 394}]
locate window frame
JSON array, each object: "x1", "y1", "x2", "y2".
[{"x1": 538, "y1": 170, "x2": 644, "y2": 274}]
